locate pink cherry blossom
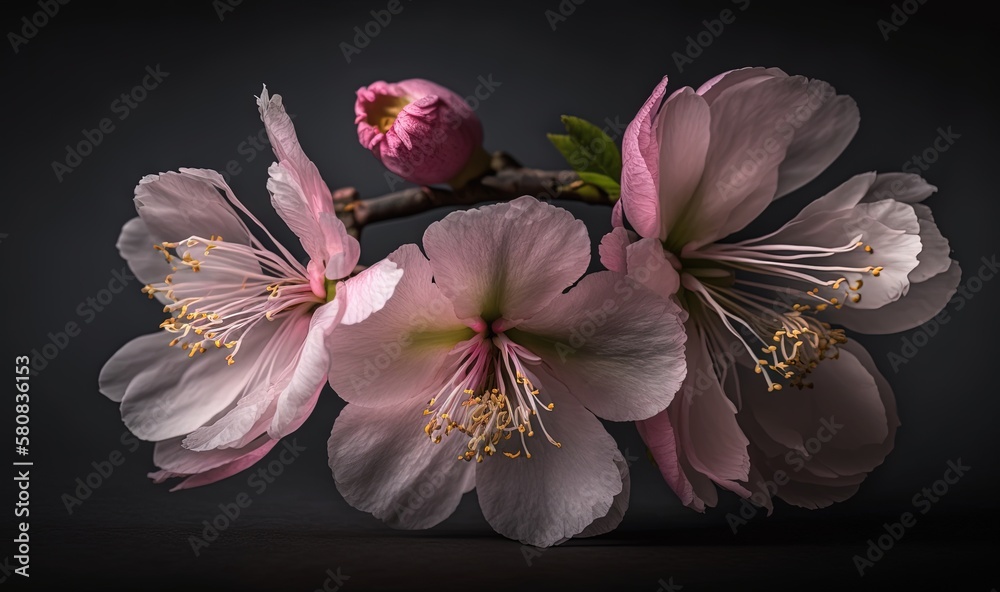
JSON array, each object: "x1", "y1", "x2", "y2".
[
  {"x1": 355, "y1": 78, "x2": 483, "y2": 185},
  {"x1": 326, "y1": 196, "x2": 688, "y2": 547},
  {"x1": 99, "y1": 87, "x2": 402, "y2": 490},
  {"x1": 603, "y1": 68, "x2": 959, "y2": 512}
]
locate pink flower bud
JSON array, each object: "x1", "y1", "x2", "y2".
[{"x1": 355, "y1": 79, "x2": 484, "y2": 185}]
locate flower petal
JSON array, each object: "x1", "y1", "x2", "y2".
[
  {"x1": 116, "y1": 217, "x2": 172, "y2": 293},
  {"x1": 512, "y1": 270, "x2": 686, "y2": 422},
  {"x1": 112, "y1": 309, "x2": 301, "y2": 441},
  {"x1": 626, "y1": 238, "x2": 681, "y2": 296},
  {"x1": 267, "y1": 301, "x2": 344, "y2": 439},
  {"x1": 150, "y1": 436, "x2": 277, "y2": 491},
  {"x1": 134, "y1": 170, "x2": 251, "y2": 245},
  {"x1": 326, "y1": 244, "x2": 471, "y2": 407},
  {"x1": 635, "y1": 408, "x2": 698, "y2": 509},
  {"x1": 337, "y1": 258, "x2": 404, "y2": 326},
  {"x1": 422, "y1": 196, "x2": 590, "y2": 323},
  {"x1": 739, "y1": 342, "x2": 897, "y2": 509},
  {"x1": 652, "y1": 87, "x2": 712, "y2": 241},
  {"x1": 475, "y1": 396, "x2": 622, "y2": 547},
  {"x1": 598, "y1": 227, "x2": 632, "y2": 274},
  {"x1": 328, "y1": 399, "x2": 474, "y2": 529},
  {"x1": 830, "y1": 259, "x2": 960, "y2": 334},
  {"x1": 620, "y1": 77, "x2": 667, "y2": 239},
  {"x1": 638, "y1": 325, "x2": 750, "y2": 511},
  {"x1": 695, "y1": 66, "x2": 788, "y2": 104},
  {"x1": 685, "y1": 76, "x2": 845, "y2": 247},
  {"x1": 575, "y1": 449, "x2": 631, "y2": 539},
  {"x1": 258, "y1": 86, "x2": 333, "y2": 218},
  {"x1": 773, "y1": 94, "x2": 859, "y2": 199}
]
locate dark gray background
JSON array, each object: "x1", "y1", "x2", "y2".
[{"x1": 2, "y1": 0, "x2": 996, "y2": 589}]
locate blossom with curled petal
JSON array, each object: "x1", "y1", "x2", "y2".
[
  {"x1": 99, "y1": 87, "x2": 402, "y2": 490},
  {"x1": 601, "y1": 68, "x2": 959, "y2": 511},
  {"x1": 326, "y1": 196, "x2": 688, "y2": 547}
]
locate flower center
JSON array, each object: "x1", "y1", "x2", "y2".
[
  {"x1": 679, "y1": 234, "x2": 882, "y2": 391},
  {"x1": 364, "y1": 94, "x2": 410, "y2": 133},
  {"x1": 422, "y1": 332, "x2": 560, "y2": 463},
  {"x1": 141, "y1": 235, "x2": 321, "y2": 365}
]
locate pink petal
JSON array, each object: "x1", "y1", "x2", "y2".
[
  {"x1": 695, "y1": 66, "x2": 788, "y2": 104},
  {"x1": 476, "y1": 396, "x2": 622, "y2": 547},
  {"x1": 422, "y1": 196, "x2": 590, "y2": 324},
  {"x1": 267, "y1": 301, "x2": 344, "y2": 439},
  {"x1": 325, "y1": 244, "x2": 470, "y2": 407},
  {"x1": 116, "y1": 217, "x2": 172, "y2": 296},
  {"x1": 652, "y1": 87, "x2": 712, "y2": 242},
  {"x1": 258, "y1": 86, "x2": 333, "y2": 218},
  {"x1": 687, "y1": 76, "x2": 848, "y2": 247},
  {"x1": 620, "y1": 77, "x2": 667, "y2": 239},
  {"x1": 773, "y1": 95, "x2": 859, "y2": 199},
  {"x1": 514, "y1": 270, "x2": 687, "y2": 422},
  {"x1": 576, "y1": 449, "x2": 631, "y2": 539},
  {"x1": 626, "y1": 238, "x2": 681, "y2": 296},
  {"x1": 598, "y1": 227, "x2": 633, "y2": 273},
  {"x1": 674, "y1": 326, "x2": 750, "y2": 487},
  {"x1": 150, "y1": 436, "x2": 279, "y2": 491},
  {"x1": 134, "y1": 170, "x2": 251, "y2": 245},
  {"x1": 738, "y1": 343, "x2": 897, "y2": 509},
  {"x1": 636, "y1": 409, "x2": 698, "y2": 509},
  {"x1": 336, "y1": 258, "x2": 404, "y2": 326},
  {"x1": 327, "y1": 399, "x2": 474, "y2": 529},
  {"x1": 111, "y1": 309, "x2": 301, "y2": 441}
]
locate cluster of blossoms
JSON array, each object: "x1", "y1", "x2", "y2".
[{"x1": 101, "y1": 68, "x2": 957, "y2": 546}]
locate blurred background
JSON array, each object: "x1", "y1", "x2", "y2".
[{"x1": 1, "y1": 0, "x2": 996, "y2": 589}]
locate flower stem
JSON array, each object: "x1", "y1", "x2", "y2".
[{"x1": 334, "y1": 151, "x2": 616, "y2": 237}]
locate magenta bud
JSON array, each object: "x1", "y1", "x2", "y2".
[{"x1": 355, "y1": 78, "x2": 484, "y2": 185}]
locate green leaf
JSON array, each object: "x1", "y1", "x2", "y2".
[
  {"x1": 577, "y1": 171, "x2": 621, "y2": 199},
  {"x1": 546, "y1": 133, "x2": 581, "y2": 170},
  {"x1": 559, "y1": 115, "x2": 622, "y2": 179}
]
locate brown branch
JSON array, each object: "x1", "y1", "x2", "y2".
[{"x1": 333, "y1": 151, "x2": 615, "y2": 237}]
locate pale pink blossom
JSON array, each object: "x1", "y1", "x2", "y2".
[
  {"x1": 326, "y1": 196, "x2": 687, "y2": 547},
  {"x1": 99, "y1": 87, "x2": 402, "y2": 490},
  {"x1": 602, "y1": 68, "x2": 959, "y2": 511},
  {"x1": 355, "y1": 78, "x2": 483, "y2": 185}
]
